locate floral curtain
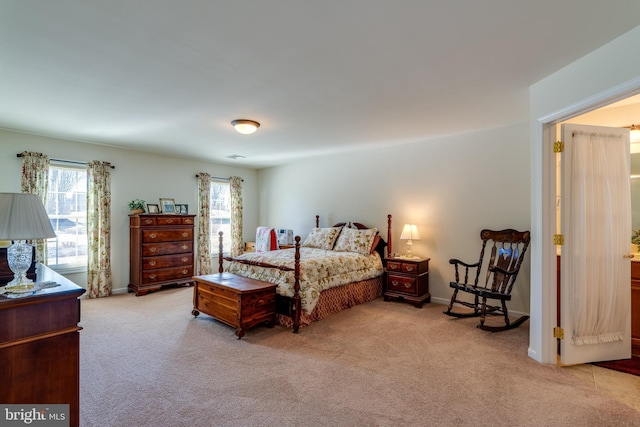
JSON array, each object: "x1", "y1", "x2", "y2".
[
  {"x1": 230, "y1": 176, "x2": 243, "y2": 258},
  {"x1": 20, "y1": 151, "x2": 50, "y2": 263},
  {"x1": 86, "y1": 161, "x2": 113, "y2": 298},
  {"x1": 197, "y1": 173, "x2": 213, "y2": 275}
]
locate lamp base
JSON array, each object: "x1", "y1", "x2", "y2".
[{"x1": 5, "y1": 240, "x2": 35, "y2": 291}]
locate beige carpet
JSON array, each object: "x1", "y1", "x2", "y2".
[{"x1": 80, "y1": 287, "x2": 640, "y2": 426}]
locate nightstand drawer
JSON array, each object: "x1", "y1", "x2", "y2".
[
  {"x1": 386, "y1": 259, "x2": 428, "y2": 275},
  {"x1": 386, "y1": 274, "x2": 417, "y2": 295}
]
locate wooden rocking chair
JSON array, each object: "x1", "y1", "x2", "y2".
[{"x1": 443, "y1": 229, "x2": 530, "y2": 332}]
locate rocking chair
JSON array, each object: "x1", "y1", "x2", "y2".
[{"x1": 443, "y1": 229, "x2": 530, "y2": 332}]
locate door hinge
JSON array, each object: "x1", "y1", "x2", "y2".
[
  {"x1": 553, "y1": 141, "x2": 564, "y2": 153},
  {"x1": 553, "y1": 234, "x2": 564, "y2": 245},
  {"x1": 554, "y1": 327, "x2": 564, "y2": 340}
]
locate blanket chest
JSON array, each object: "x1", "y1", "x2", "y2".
[
  {"x1": 129, "y1": 214, "x2": 196, "y2": 296},
  {"x1": 192, "y1": 273, "x2": 277, "y2": 338}
]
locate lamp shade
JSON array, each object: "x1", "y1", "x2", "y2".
[
  {"x1": 400, "y1": 224, "x2": 420, "y2": 241},
  {"x1": 231, "y1": 119, "x2": 260, "y2": 135},
  {"x1": 0, "y1": 193, "x2": 56, "y2": 240}
]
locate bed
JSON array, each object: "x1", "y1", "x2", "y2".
[{"x1": 218, "y1": 215, "x2": 393, "y2": 332}]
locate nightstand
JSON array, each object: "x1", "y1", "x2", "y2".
[{"x1": 383, "y1": 257, "x2": 430, "y2": 308}]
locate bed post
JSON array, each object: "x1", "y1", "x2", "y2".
[
  {"x1": 218, "y1": 231, "x2": 224, "y2": 273},
  {"x1": 387, "y1": 214, "x2": 392, "y2": 258},
  {"x1": 315, "y1": 215, "x2": 319, "y2": 228},
  {"x1": 293, "y1": 235, "x2": 301, "y2": 333}
]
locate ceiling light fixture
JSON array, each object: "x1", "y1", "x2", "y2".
[{"x1": 231, "y1": 119, "x2": 260, "y2": 135}]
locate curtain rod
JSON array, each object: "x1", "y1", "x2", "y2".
[
  {"x1": 195, "y1": 174, "x2": 243, "y2": 182},
  {"x1": 16, "y1": 153, "x2": 115, "y2": 169}
]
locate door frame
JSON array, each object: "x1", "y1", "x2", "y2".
[{"x1": 532, "y1": 77, "x2": 640, "y2": 364}]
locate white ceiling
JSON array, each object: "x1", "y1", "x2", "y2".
[{"x1": 2, "y1": 1, "x2": 640, "y2": 168}]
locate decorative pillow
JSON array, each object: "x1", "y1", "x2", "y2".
[
  {"x1": 301, "y1": 227, "x2": 342, "y2": 250},
  {"x1": 333, "y1": 227, "x2": 378, "y2": 256}
]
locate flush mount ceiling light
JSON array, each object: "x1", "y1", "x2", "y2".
[{"x1": 231, "y1": 119, "x2": 260, "y2": 135}]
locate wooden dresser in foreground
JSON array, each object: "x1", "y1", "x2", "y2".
[
  {"x1": 129, "y1": 214, "x2": 196, "y2": 296},
  {"x1": 0, "y1": 264, "x2": 85, "y2": 427}
]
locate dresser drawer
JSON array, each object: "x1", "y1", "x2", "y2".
[
  {"x1": 143, "y1": 266, "x2": 194, "y2": 283},
  {"x1": 142, "y1": 241, "x2": 193, "y2": 256},
  {"x1": 387, "y1": 261, "x2": 424, "y2": 275},
  {"x1": 142, "y1": 229, "x2": 193, "y2": 243},
  {"x1": 386, "y1": 274, "x2": 417, "y2": 295},
  {"x1": 156, "y1": 216, "x2": 194, "y2": 226},
  {"x1": 143, "y1": 253, "x2": 193, "y2": 270}
]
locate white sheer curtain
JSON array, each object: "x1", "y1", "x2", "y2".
[{"x1": 567, "y1": 130, "x2": 630, "y2": 345}]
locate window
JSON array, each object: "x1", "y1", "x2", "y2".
[
  {"x1": 46, "y1": 164, "x2": 88, "y2": 270},
  {"x1": 210, "y1": 181, "x2": 231, "y2": 254}
]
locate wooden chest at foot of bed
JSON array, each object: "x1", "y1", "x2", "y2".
[{"x1": 192, "y1": 273, "x2": 278, "y2": 338}]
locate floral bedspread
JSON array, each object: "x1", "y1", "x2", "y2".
[{"x1": 226, "y1": 248, "x2": 384, "y2": 314}]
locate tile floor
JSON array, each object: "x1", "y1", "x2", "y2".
[{"x1": 564, "y1": 364, "x2": 640, "y2": 412}]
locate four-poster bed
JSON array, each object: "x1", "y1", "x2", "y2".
[{"x1": 196, "y1": 214, "x2": 393, "y2": 333}]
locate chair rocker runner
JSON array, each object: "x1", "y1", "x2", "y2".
[{"x1": 443, "y1": 229, "x2": 530, "y2": 332}]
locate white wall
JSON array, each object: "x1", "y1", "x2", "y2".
[
  {"x1": 529, "y1": 25, "x2": 640, "y2": 363},
  {"x1": 0, "y1": 129, "x2": 259, "y2": 293},
  {"x1": 258, "y1": 123, "x2": 532, "y2": 312}
]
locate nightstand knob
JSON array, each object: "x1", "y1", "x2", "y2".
[
  {"x1": 404, "y1": 282, "x2": 411, "y2": 288},
  {"x1": 149, "y1": 274, "x2": 156, "y2": 279},
  {"x1": 405, "y1": 266, "x2": 415, "y2": 272}
]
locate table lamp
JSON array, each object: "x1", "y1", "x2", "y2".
[
  {"x1": 400, "y1": 224, "x2": 420, "y2": 258},
  {"x1": 0, "y1": 193, "x2": 56, "y2": 290}
]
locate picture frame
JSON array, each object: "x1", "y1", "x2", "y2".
[
  {"x1": 175, "y1": 204, "x2": 188, "y2": 214},
  {"x1": 159, "y1": 198, "x2": 176, "y2": 214},
  {"x1": 146, "y1": 204, "x2": 160, "y2": 214}
]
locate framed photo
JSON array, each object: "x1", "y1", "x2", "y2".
[
  {"x1": 175, "y1": 204, "x2": 188, "y2": 214},
  {"x1": 146, "y1": 204, "x2": 160, "y2": 214},
  {"x1": 159, "y1": 198, "x2": 176, "y2": 214}
]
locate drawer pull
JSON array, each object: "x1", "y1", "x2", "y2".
[
  {"x1": 405, "y1": 266, "x2": 415, "y2": 272},
  {"x1": 391, "y1": 280, "x2": 400, "y2": 287},
  {"x1": 149, "y1": 274, "x2": 157, "y2": 279},
  {"x1": 182, "y1": 232, "x2": 188, "y2": 237},
  {"x1": 181, "y1": 269, "x2": 188, "y2": 275},
  {"x1": 184, "y1": 219, "x2": 193, "y2": 224},
  {"x1": 149, "y1": 261, "x2": 157, "y2": 266},
  {"x1": 404, "y1": 282, "x2": 412, "y2": 288},
  {"x1": 167, "y1": 219, "x2": 174, "y2": 223},
  {"x1": 181, "y1": 245, "x2": 188, "y2": 250},
  {"x1": 149, "y1": 233, "x2": 157, "y2": 239},
  {"x1": 182, "y1": 257, "x2": 188, "y2": 262},
  {"x1": 150, "y1": 247, "x2": 157, "y2": 253},
  {"x1": 144, "y1": 219, "x2": 153, "y2": 225}
]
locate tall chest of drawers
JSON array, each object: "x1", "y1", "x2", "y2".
[{"x1": 129, "y1": 214, "x2": 196, "y2": 296}]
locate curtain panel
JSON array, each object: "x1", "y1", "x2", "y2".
[
  {"x1": 86, "y1": 160, "x2": 113, "y2": 298},
  {"x1": 229, "y1": 176, "x2": 243, "y2": 258},
  {"x1": 19, "y1": 151, "x2": 50, "y2": 263},
  {"x1": 567, "y1": 130, "x2": 630, "y2": 345},
  {"x1": 197, "y1": 173, "x2": 213, "y2": 275}
]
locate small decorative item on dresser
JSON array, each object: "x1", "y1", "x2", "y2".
[
  {"x1": 128, "y1": 199, "x2": 146, "y2": 214},
  {"x1": 147, "y1": 204, "x2": 159, "y2": 213},
  {"x1": 383, "y1": 256, "x2": 430, "y2": 308},
  {"x1": 159, "y1": 198, "x2": 176, "y2": 214},
  {"x1": 175, "y1": 203, "x2": 188, "y2": 214}
]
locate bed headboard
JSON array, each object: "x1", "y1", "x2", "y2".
[{"x1": 314, "y1": 214, "x2": 393, "y2": 260}]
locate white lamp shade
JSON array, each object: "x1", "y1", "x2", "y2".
[
  {"x1": 400, "y1": 224, "x2": 420, "y2": 240},
  {"x1": 0, "y1": 193, "x2": 56, "y2": 240}
]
